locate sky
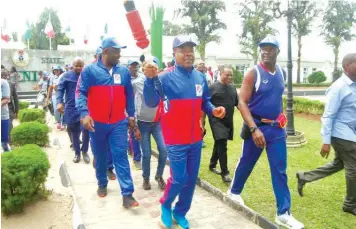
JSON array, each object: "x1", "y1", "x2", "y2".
[{"x1": 1, "y1": 0, "x2": 356, "y2": 62}]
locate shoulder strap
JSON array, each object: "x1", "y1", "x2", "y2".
[{"x1": 254, "y1": 65, "x2": 261, "y2": 92}]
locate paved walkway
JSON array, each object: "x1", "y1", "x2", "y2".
[{"x1": 53, "y1": 129, "x2": 261, "y2": 229}]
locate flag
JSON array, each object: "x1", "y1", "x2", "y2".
[
  {"x1": 101, "y1": 23, "x2": 108, "y2": 40},
  {"x1": 44, "y1": 14, "x2": 55, "y2": 38},
  {"x1": 84, "y1": 26, "x2": 89, "y2": 44},
  {"x1": 23, "y1": 20, "x2": 31, "y2": 41},
  {"x1": 1, "y1": 18, "x2": 10, "y2": 42}
]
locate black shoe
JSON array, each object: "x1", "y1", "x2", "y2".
[
  {"x1": 123, "y1": 195, "x2": 139, "y2": 208},
  {"x1": 343, "y1": 207, "x2": 356, "y2": 216},
  {"x1": 92, "y1": 158, "x2": 96, "y2": 169},
  {"x1": 143, "y1": 178, "x2": 151, "y2": 190},
  {"x1": 82, "y1": 152, "x2": 90, "y2": 164},
  {"x1": 70, "y1": 144, "x2": 73, "y2": 148},
  {"x1": 73, "y1": 155, "x2": 80, "y2": 163},
  {"x1": 155, "y1": 176, "x2": 166, "y2": 190},
  {"x1": 221, "y1": 174, "x2": 232, "y2": 183},
  {"x1": 296, "y1": 172, "x2": 306, "y2": 197},
  {"x1": 209, "y1": 167, "x2": 221, "y2": 175},
  {"x1": 107, "y1": 169, "x2": 116, "y2": 180},
  {"x1": 97, "y1": 186, "x2": 107, "y2": 198}
]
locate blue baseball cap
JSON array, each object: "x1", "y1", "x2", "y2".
[
  {"x1": 42, "y1": 71, "x2": 49, "y2": 77},
  {"x1": 127, "y1": 60, "x2": 139, "y2": 66},
  {"x1": 173, "y1": 35, "x2": 197, "y2": 49},
  {"x1": 259, "y1": 36, "x2": 280, "y2": 49},
  {"x1": 96, "y1": 47, "x2": 102, "y2": 54},
  {"x1": 53, "y1": 65, "x2": 62, "y2": 70},
  {"x1": 101, "y1": 37, "x2": 127, "y2": 49}
]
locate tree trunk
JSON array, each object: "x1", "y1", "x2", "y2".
[
  {"x1": 333, "y1": 45, "x2": 339, "y2": 82},
  {"x1": 253, "y1": 46, "x2": 258, "y2": 65},
  {"x1": 199, "y1": 42, "x2": 206, "y2": 61},
  {"x1": 297, "y1": 35, "x2": 302, "y2": 84}
]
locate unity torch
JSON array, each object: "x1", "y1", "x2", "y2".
[{"x1": 123, "y1": 0, "x2": 150, "y2": 49}]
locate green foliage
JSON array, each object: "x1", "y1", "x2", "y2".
[
  {"x1": 282, "y1": 96, "x2": 324, "y2": 115},
  {"x1": 18, "y1": 108, "x2": 46, "y2": 123},
  {"x1": 321, "y1": 1, "x2": 356, "y2": 82},
  {"x1": 27, "y1": 7, "x2": 70, "y2": 50},
  {"x1": 239, "y1": 1, "x2": 276, "y2": 64},
  {"x1": 11, "y1": 122, "x2": 49, "y2": 147},
  {"x1": 232, "y1": 68, "x2": 243, "y2": 85},
  {"x1": 307, "y1": 71, "x2": 327, "y2": 84},
  {"x1": 19, "y1": 101, "x2": 30, "y2": 110},
  {"x1": 1, "y1": 144, "x2": 50, "y2": 215},
  {"x1": 175, "y1": 0, "x2": 227, "y2": 60},
  {"x1": 163, "y1": 20, "x2": 184, "y2": 36}
]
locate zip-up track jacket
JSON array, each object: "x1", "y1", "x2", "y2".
[
  {"x1": 144, "y1": 65, "x2": 215, "y2": 145},
  {"x1": 76, "y1": 59, "x2": 135, "y2": 124}
]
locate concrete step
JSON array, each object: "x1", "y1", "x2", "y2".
[{"x1": 17, "y1": 90, "x2": 38, "y2": 96}]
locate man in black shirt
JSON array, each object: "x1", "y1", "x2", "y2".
[{"x1": 208, "y1": 66, "x2": 238, "y2": 183}]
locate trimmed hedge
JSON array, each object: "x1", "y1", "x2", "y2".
[
  {"x1": 18, "y1": 108, "x2": 46, "y2": 123},
  {"x1": 235, "y1": 83, "x2": 331, "y2": 89},
  {"x1": 11, "y1": 122, "x2": 49, "y2": 147},
  {"x1": 19, "y1": 101, "x2": 30, "y2": 110},
  {"x1": 1, "y1": 144, "x2": 50, "y2": 215},
  {"x1": 308, "y1": 71, "x2": 327, "y2": 84},
  {"x1": 283, "y1": 96, "x2": 325, "y2": 115}
]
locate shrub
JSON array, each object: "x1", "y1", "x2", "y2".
[
  {"x1": 308, "y1": 71, "x2": 327, "y2": 84},
  {"x1": 232, "y1": 68, "x2": 243, "y2": 85},
  {"x1": 283, "y1": 96, "x2": 325, "y2": 115},
  {"x1": 18, "y1": 108, "x2": 46, "y2": 123},
  {"x1": 1, "y1": 144, "x2": 50, "y2": 215},
  {"x1": 19, "y1": 101, "x2": 30, "y2": 110},
  {"x1": 11, "y1": 122, "x2": 49, "y2": 147}
]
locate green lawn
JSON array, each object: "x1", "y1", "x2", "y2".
[{"x1": 200, "y1": 113, "x2": 356, "y2": 229}]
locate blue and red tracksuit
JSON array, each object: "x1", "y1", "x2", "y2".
[
  {"x1": 230, "y1": 63, "x2": 290, "y2": 215},
  {"x1": 76, "y1": 58, "x2": 135, "y2": 196},
  {"x1": 57, "y1": 70, "x2": 89, "y2": 156},
  {"x1": 144, "y1": 64, "x2": 215, "y2": 216}
]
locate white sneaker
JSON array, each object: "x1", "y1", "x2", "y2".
[
  {"x1": 275, "y1": 212, "x2": 304, "y2": 229},
  {"x1": 227, "y1": 190, "x2": 245, "y2": 206}
]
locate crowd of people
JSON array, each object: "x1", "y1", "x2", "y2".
[{"x1": 1, "y1": 34, "x2": 355, "y2": 229}]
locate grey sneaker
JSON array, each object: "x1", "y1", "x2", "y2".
[
  {"x1": 155, "y1": 176, "x2": 166, "y2": 190},
  {"x1": 123, "y1": 195, "x2": 139, "y2": 208},
  {"x1": 143, "y1": 178, "x2": 151, "y2": 190},
  {"x1": 82, "y1": 152, "x2": 90, "y2": 164},
  {"x1": 134, "y1": 160, "x2": 142, "y2": 170}
]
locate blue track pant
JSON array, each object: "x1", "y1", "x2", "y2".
[
  {"x1": 230, "y1": 137, "x2": 291, "y2": 215},
  {"x1": 160, "y1": 141, "x2": 202, "y2": 216},
  {"x1": 89, "y1": 119, "x2": 134, "y2": 196}
]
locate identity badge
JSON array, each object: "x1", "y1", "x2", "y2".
[
  {"x1": 113, "y1": 74, "x2": 121, "y2": 84},
  {"x1": 195, "y1": 84, "x2": 203, "y2": 97}
]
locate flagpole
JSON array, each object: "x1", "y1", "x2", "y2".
[
  {"x1": 27, "y1": 39, "x2": 30, "y2": 49},
  {"x1": 49, "y1": 37, "x2": 52, "y2": 50}
]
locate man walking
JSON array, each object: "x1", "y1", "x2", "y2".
[
  {"x1": 208, "y1": 66, "x2": 238, "y2": 183},
  {"x1": 57, "y1": 58, "x2": 90, "y2": 164},
  {"x1": 1, "y1": 70, "x2": 11, "y2": 152},
  {"x1": 130, "y1": 58, "x2": 167, "y2": 191},
  {"x1": 128, "y1": 60, "x2": 143, "y2": 169},
  {"x1": 77, "y1": 37, "x2": 139, "y2": 208},
  {"x1": 143, "y1": 34, "x2": 226, "y2": 229},
  {"x1": 297, "y1": 53, "x2": 356, "y2": 216},
  {"x1": 228, "y1": 37, "x2": 304, "y2": 228}
]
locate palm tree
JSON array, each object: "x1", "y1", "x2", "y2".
[
  {"x1": 321, "y1": 1, "x2": 356, "y2": 82},
  {"x1": 292, "y1": 1, "x2": 319, "y2": 83},
  {"x1": 175, "y1": 0, "x2": 226, "y2": 61}
]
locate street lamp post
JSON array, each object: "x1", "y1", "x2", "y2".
[{"x1": 273, "y1": 0, "x2": 307, "y2": 136}]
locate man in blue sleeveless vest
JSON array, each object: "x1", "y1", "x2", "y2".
[
  {"x1": 228, "y1": 37, "x2": 304, "y2": 229},
  {"x1": 143, "y1": 35, "x2": 226, "y2": 229}
]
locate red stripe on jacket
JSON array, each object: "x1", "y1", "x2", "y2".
[
  {"x1": 88, "y1": 85, "x2": 126, "y2": 123},
  {"x1": 161, "y1": 98, "x2": 202, "y2": 145}
]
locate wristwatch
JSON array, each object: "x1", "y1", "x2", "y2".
[{"x1": 249, "y1": 126, "x2": 258, "y2": 133}]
